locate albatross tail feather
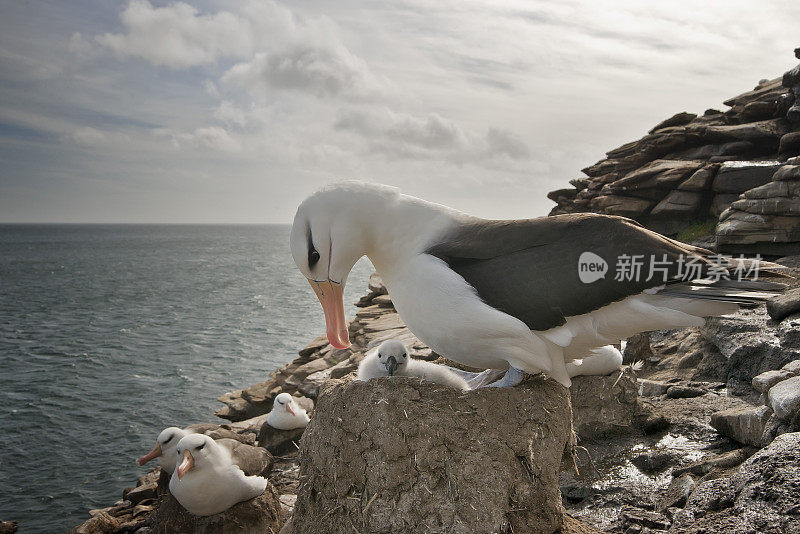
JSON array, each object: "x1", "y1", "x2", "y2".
[{"x1": 654, "y1": 278, "x2": 788, "y2": 306}]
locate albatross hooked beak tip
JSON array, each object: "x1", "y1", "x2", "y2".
[
  {"x1": 176, "y1": 450, "x2": 194, "y2": 479},
  {"x1": 385, "y1": 355, "x2": 398, "y2": 377},
  {"x1": 138, "y1": 443, "x2": 162, "y2": 466},
  {"x1": 308, "y1": 279, "x2": 351, "y2": 349}
]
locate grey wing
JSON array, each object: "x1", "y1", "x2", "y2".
[
  {"x1": 426, "y1": 213, "x2": 725, "y2": 331},
  {"x1": 219, "y1": 439, "x2": 272, "y2": 477}
]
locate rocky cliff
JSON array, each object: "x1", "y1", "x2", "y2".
[{"x1": 549, "y1": 48, "x2": 800, "y2": 254}]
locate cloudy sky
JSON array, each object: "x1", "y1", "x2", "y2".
[{"x1": 1, "y1": 0, "x2": 798, "y2": 223}]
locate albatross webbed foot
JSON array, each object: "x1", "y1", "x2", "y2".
[
  {"x1": 442, "y1": 367, "x2": 505, "y2": 389},
  {"x1": 483, "y1": 366, "x2": 524, "y2": 388}
]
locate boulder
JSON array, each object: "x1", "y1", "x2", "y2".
[
  {"x1": 0, "y1": 522, "x2": 17, "y2": 534},
  {"x1": 783, "y1": 358, "x2": 800, "y2": 374},
  {"x1": 147, "y1": 488, "x2": 284, "y2": 534},
  {"x1": 752, "y1": 368, "x2": 796, "y2": 392},
  {"x1": 767, "y1": 375, "x2": 800, "y2": 422},
  {"x1": 727, "y1": 432, "x2": 800, "y2": 531},
  {"x1": 710, "y1": 193, "x2": 740, "y2": 217},
  {"x1": 779, "y1": 131, "x2": 800, "y2": 156},
  {"x1": 630, "y1": 450, "x2": 680, "y2": 474},
  {"x1": 703, "y1": 307, "x2": 800, "y2": 395},
  {"x1": 368, "y1": 273, "x2": 387, "y2": 295},
  {"x1": 258, "y1": 426, "x2": 305, "y2": 456},
  {"x1": 68, "y1": 512, "x2": 122, "y2": 534},
  {"x1": 609, "y1": 159, "x2": 702, "y2": 192},
  {"x1": 691, "y1": 119, "x2": 790, "y2": 145},
  {"x1": 716, "y1": 211, "x2": 800, "y2": 247},
  {"x1": 588, "y1": 195, "x2": 654, "y2": 218},
  {"x1": 772, "y1": 164, "x2": 800, "y2": 181},
  {"x1": 649, "y1": 190, "x2": 704, "y2": 217},
  {"x1": 293, "y1": 375, "x2": 573, "y2": 534},
  {"x1": 677, "y1": 166, "x2": 718, "y2": 191},
  {"x1": 656, "y1": 474, "x2": 695, "y2": 511},
  {"x1": 570, "y1": 370, "x2": 639, "y2": 441},
  {"x1": 648, "y1": 111, "x2": 697, "y2": 133},
  {"x1": 638, "y1": 379, "x2": 668, "y2": 397},
  {"x1": 712, "y1": 161, "x2": 783, "y2": 193},
  {"x1": 730, "y1": 196, "x2": 800, "y2": 216},
  {"x1": 710, "y1": 405, "x2": 772, "y2": 446}
]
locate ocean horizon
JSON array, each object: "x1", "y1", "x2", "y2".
[{"x1": 0, "y1": 224, "x2": 373, "y2": 532}]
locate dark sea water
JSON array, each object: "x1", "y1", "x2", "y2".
[{"x1": 0, "y1": 224, "x2": 373, "y2": 533}]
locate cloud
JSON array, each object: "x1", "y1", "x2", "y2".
[
  {"x1": 222, "y1": 44, "x2": 383, "y2": 99},
  {"x1": 157, "y1": 126, "x2": 242, "y2": 152},
  {"x1": 94, "y1": 0, "x2": 260, "y2": 67},
  {"x1": 70, "y1": 126, "x2": 108, "y2": 146},
  {"x1": 333, "y1": 107, "x2": 530, "y2": 166}
]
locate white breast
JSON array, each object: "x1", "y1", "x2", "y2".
[{"x1": 380, "y1": 254, "x2": 554, "y2": 375}]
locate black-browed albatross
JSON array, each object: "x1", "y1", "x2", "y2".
[{"x1": 290, "y1": 182, "x2": 784, "y2": 387}]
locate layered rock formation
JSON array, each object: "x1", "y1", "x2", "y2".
[{"x1": 549, "y1": 49, "x2": 800, "y2": 253}]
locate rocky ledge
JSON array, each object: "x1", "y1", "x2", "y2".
[
  {"x1": 549, "y1": 47, "x2": 800, "y2": 254},
  {"x1": 68, "y1": 268, "x2": 800, "y2": 533}
]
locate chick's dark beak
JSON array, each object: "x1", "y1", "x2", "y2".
[{"x1": 385, "y1": 355, "x2": 398, "y2": 376}]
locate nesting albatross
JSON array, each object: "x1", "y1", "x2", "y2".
[{"x1": 290, "y1": 182, "x2": 784, "y2": 387}]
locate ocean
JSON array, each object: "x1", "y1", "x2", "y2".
[{"x1": 0, "y1": 224, "x2": 374, "y2": 533}]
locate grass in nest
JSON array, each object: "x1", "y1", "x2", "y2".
[{"x1": 675, "y1": 219, "x2": 717, "y2": 243}]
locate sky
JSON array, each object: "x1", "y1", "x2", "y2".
[{"x1": 0, "y1": 0, "x2": 799, "y2": 223}]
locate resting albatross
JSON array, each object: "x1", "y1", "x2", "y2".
[{"x1": 290, "y1": 182, "x2": 784, "y2": 387}]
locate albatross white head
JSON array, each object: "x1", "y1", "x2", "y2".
[
  {"x1": 139, "y1": 426, "x2": 188, "y2": 473},
  {"x1": 376, "y1": 339, "x2": 409, "y2": 376},
  {"x1": 174, "y1": 434, "x2": 223, "y2": 480},
  {"x1": 290, "y1": 182, "x2": 403, "y2": 349}
]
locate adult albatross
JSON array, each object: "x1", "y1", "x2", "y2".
[{"x1": 290, "y1": 182, "x2": 784, "y2": 387}]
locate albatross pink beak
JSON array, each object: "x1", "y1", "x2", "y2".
[
  {"x1": 176, "y1": 450, "x2": 194, "y2": 479},
  {"x1": 308, "y1": 279, "x2": 351, "y2": 350},
  {"x1": 138, "y1": 443, "x2": 162, "y2": 466}
]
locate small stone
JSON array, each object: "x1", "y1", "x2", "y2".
[
  {"x1": 782, "y1": 359, "x2": 800, "y2": 375},
  {"x1": 638, "y1": 379, "x2": 668, "y2": 397},
  {"x1": 666, "y1": 385, "x2": 706, "y2": 398},
  {"x1": 620, "y1": 507, "x2": 671, "y2": 530},
  {"x1": 124, "y1": 482, "x2": 158, "y2": 506},
  {"x1": 372, "y1": 294, "x2": 393, "y2": 308},
  {"x1": 657, "y1": 474, "x2": 696, "y2": 511},
  {"x1": 631, "y1": 450, "x2": 678, "y2": 474},
  {"x1": 710, "y1": 405, "x2": 773, "y2": 446},
  {"x1": 752, "y1": 369, "x2": 795, "y2": 393},
  {"x1": 767, "y1": 376, "x2": 800, "y2": 421},
  {"x1": 368, "y1": 272, "x2": 387, "y2": 295},
  {"x1": 767, "y1": 287, "x2": 800, "y2": 321},
  {"x1": 642, "y1": 414, "x2": 671, "y2": 434}
]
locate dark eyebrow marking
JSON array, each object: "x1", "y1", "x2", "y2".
[{"x1": 308, "y1": 231, "x2": 320, "y2": 268}]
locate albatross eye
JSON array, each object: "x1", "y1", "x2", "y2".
[
  {"x1": 196, "y1": 443, "x2": 205, "y2": 451},
  {"x1": 309, "y1": 248, "x2": 320, "y2": 268}
]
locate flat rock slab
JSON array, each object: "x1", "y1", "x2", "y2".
[{"x1": 293, "y1": 375, "x2": 573, "y2": 534}]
